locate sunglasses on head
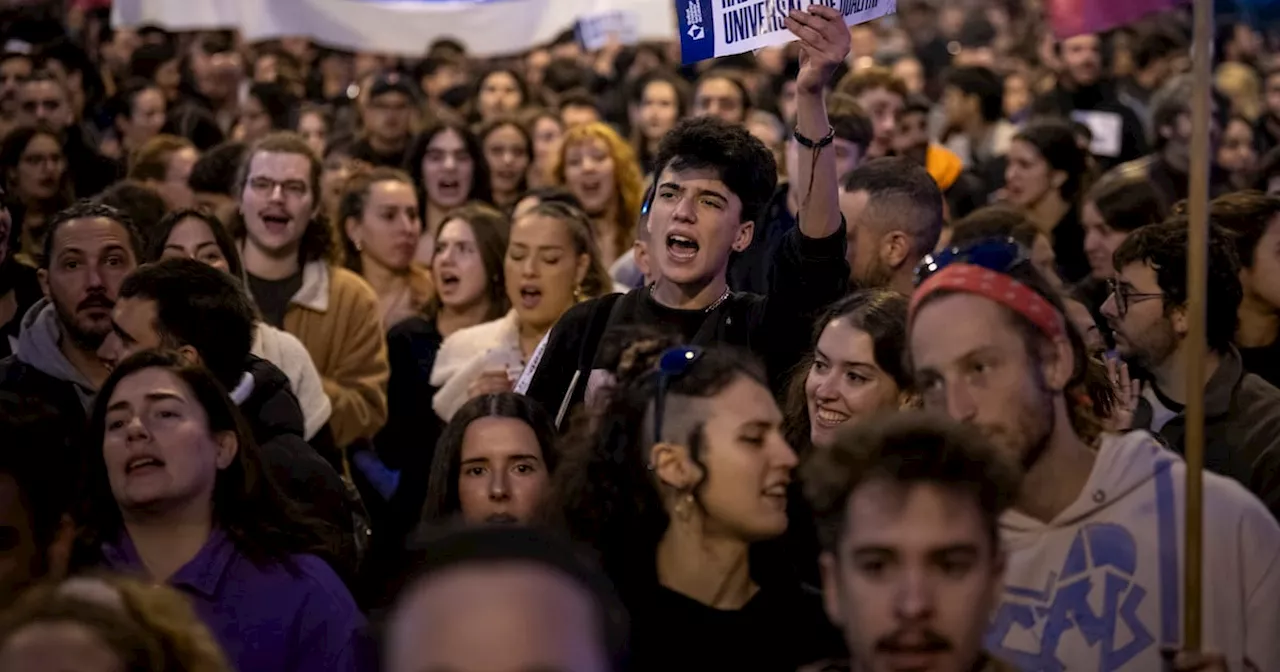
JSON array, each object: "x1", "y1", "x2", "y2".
[
  {"x1": 914, "y1": 236, "x2": 1029, "y2": 288},
  {"x1": 652, "y1": 345, "x2": 704, "y2": 445}
]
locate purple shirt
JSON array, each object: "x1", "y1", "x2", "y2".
[{"x1": 102, "y1": 528, "x2": 373, "y2": 672}]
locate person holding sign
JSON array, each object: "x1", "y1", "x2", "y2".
[{"x1": 520, "y1": 5, "x2": 852, "y2": 428}]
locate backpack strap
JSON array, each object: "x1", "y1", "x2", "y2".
[{"x1": 553, "y1": 292, "x2": 625, "y2": 429}]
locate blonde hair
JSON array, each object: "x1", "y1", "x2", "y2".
[
  {"x1": 2, "y1": 574, "x2": 231, "y2": 672},
  {"x1": 550, "y1": 122, "x2": 644, "y2": 262},
  {"x1": 1216, "y1": 62, "x2": 1262, "y2": 121}
]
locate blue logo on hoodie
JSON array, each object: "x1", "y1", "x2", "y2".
[{"x1": 986, "y1": 523, "x2": 1156, "y2": 671}]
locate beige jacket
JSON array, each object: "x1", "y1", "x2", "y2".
[{"x1": 283, "y1": 261, "x2": 389, "y2": 449}]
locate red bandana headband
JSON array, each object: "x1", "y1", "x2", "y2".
[{"x1": 909, "y1": 263, "x2": 1066, "y2": 339}]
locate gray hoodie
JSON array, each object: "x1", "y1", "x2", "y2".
[{"x1": 14, "y1": 298, "x2": 98, "y2": 411}]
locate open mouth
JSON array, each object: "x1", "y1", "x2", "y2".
[
  {"x1": 518, "y1": 285, "x2": 542, "y2": 309},
  {"x1": 126, "y1": 456, "x2": 165, "y2": 474},
  {"x1": 814, "y1": 407, "x2": 850, "y2": 428},
  {"x1": 438, "y1": 270, "x2": 460, "y2": 292},
  {"x1": 437, "y1": 179, "x2": 462, "y2": 195},
  {"x1": 261, "y1": 212, "x2": 291, "y2": 233},
  {"x1": 762, "y1": 482, "x2": 789, "y2": 506},
  {"x1": 666, "y1": 233, "x2": 699, "y2": 261}
]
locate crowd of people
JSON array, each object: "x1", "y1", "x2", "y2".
[{"x1": 0, "y1": 0, "x2": 1279, "y2": 670}]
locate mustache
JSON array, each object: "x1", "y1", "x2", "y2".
[
  {"x1": 876, "y1": 628, "x2": 951, "y2": 654},
  {"x1": 77, "y1": 294, "x2": 113, "y2": 312}
]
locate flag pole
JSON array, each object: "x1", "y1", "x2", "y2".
[{"x1": 1183, "y1": 0, "x2": 1212, "y2": 652}]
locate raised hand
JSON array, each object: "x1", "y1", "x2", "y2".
[
  {"x1": 785, "y1": 5, "x2": 852, "y2": 94},
  {"x1": 1105, "y1": 356, "x2": 1141, "y2": 432}
]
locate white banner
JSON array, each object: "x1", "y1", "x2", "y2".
[
  {"x1": 677, "y1": 0, "x2": 896, "y2": 64},
  {"x1": 111, "y1": 0, "x2": 677, "y2": 58}
]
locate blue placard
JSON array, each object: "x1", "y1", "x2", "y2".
[{"x1": 677, "y1": 0, "x2": 717, "y2": 64}]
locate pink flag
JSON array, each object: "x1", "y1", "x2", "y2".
[{"x1": 1047, "y1": 0, "x2": 1186, "y2": 39}]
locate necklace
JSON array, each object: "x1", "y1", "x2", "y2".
[{"x1": 649, "y1": 284, "x2": 733, "y2": 313}]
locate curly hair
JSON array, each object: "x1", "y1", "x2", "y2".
[
  {"x1": 653, "y1": 116, "x2": 778, "y2": 227},
  {"x1": 547, "y1": 342, "x2": 767, "y2": 595},
  {"x1": 551, "y1": 122, "x2": 645, "y2": 262},
  {"x1": 1113, "y1": 219, "x2": 1243, "y2": 352}
]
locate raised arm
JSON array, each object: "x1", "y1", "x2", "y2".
[{"x1": 784, "y1": 5, "x2": 851, "y2": 240}]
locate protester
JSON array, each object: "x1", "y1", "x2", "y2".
[
  {"x1": 405, "y1": 119, "x2": 492, "y2": 246},
  {"x1": 552, "y1": 343, "x2": 843, "y2": 671},
  {"x1": 628, "y1": 70, "x2": 689, "y2": 176},
  {"x1": 802, "y1": 410, "x2": 1020, "y2": 672},
  {"x1": 383, "y1": 525, "x2": 626, "y2": 672},
  {"x1": 79, "y1": 350, "x2": 373, "y2": 671},
  {"x1": 523, "y1": 6, "x2": 852, "y2": 425},
  {"x1": 432, "y1": 201, "x2": 609, "y2": 422},
  {"x1": 552, "y1": 122, "x2": 644, "y2": 273},
  {"x1": 835, "y1": 67, "x2": 905, "y2": 161},
  {"x1": 1003, "y1": 119, "x2": 1091, "y2": 284},
  {"x1": 479, "y1": 116, "x2": 532, "y2": 210},
  {"x1": 336, "y1": 166, "x2": 433, "y2": 328},
  {"x1": 839, "y1": 157, "x2": 945, "y2": 293},
  {"x1": 1211, "y1": 191, "x2": 1280, "y2": 386},
  {"x1": 785, "y1": 288, "x2": 912, "y2": 455},
  {"x1": 127, "y1": 133, "x2": 198, "y2": 210},
  {"x1": 521, "y1": 107, "x2": 565, "y2": 190},
  {"x1": 0, "y1": 202, "x2": 141, "y2": 432},
  {"x1": 692, "y1": 69, "x2": 750, "y2": 126},
  {"x1": 909, "y1": 236, "x2": 1280, "y2": 670},
  {"x1": 1103, "y1": 220, "x2": 1280, "y2": 518},
  {"x1": 351, "y1": 72, "x2": 416, "y2": 168},
  {"x1": 230, "y1": 132, "x2": 388, "y2": 454},
  {"x1": 0, "y1": 125, "x2": 73, "y2": 262},
  {"x1": 421, "y1": 392, "x2": 558, "y2": 525}
]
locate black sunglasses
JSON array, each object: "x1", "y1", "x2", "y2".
[
  {"x1": 914, "y1": 236, "x2": 1029, "y2": 288},
  {"x1": 652, "y1": 346, "x2": 704, "y2": 444}
]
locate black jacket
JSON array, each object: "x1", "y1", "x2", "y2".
[
  {"x1": 1133, "y1": 347, "x2": 1280, "y2": 521},
  {"x1": 0, "y1": 354, "x2": 88, "y2": 450},
  {"x1": 523, "y1": 221, "x2": 850, "y2": 426},
  {"x1": 237, "y1": 356, "x2": 367, "y2": 582},
  {"x1": 63, "y1": 127, "x2": 120, "y2": 199}
]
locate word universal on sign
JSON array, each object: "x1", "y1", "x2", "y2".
[{"x1": 678, "y1": 0, "x2": 897, "y2": 64}]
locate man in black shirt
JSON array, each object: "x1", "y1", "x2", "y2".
[
  {"x1": 521, "y1": 6, "x2": 852, "y2": 426},
  {"x1": 350, "y1": 72, "x2": 417, "y2": 168}
]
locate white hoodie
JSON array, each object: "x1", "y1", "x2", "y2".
[{"x1": 986, "y1": 431, "x2": 1280, "y2": 671}]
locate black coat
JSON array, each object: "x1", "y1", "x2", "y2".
[{"x1": 238, "y1": 356, "x2": 366, "y2": 584}]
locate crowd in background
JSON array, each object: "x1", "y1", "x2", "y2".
[{"x1": 0, "y1": 0, "x2": 1278, "y2": 670}]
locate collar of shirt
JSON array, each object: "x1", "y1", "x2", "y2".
[{"x1": 102, "y1": 527, "x2": 236, "y2": 599}]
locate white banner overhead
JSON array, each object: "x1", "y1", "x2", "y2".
[{"x1": 111, "y1": 0, "x2": 677, "y2": 58}]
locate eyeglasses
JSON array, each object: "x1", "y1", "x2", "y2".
[
  {"x1": 1107, "y1": 278, "x2": 1163, "y2": 317},
  {"x1": 652, "y1": 346, "x2": 704, "y2": 445},
  {"x1": 914, "y1": 236, "x2": 1028, "y2": 288},
  {"x1": 248, "y1": 176, "x2": 309, "y2": 199}
]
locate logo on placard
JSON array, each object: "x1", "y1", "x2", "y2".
[{"x1": 685, "y1": 1, "x2": 705, "y2": 40}]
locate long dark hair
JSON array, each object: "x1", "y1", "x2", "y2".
[
  {"x1": 0, "y1": 124, "x2": 73, "y2": 210},
  {"x1": 422, "y1": 202, "x2": 511, "y2": 323},
  {"x1": 548, "y1": 341, "x2": 767, "y2": 595},
  {"x1": 147, "y1": 209, "x2": 246, "y2": 283},
  {"x1": 76, "y1": 351, "x2": 337, "y2": 570},
  {"x1": 405, "y1": 119, "x2": 493, "y2": 222},
  {"x1": 421, "y1": 393, "x2": 558, "y2": 522},
  {"x1": 783, "y1": 289, "x2": 910, "y2": 456},
  {"x1": 1014, "y1": 119, "x2": 1089, "y2": 202}
]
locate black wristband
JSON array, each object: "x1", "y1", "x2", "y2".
[{"x1": 793, "y1": 125, "x2": 835, "y2": 149}]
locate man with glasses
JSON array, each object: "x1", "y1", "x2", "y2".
[
  {"x1": 909, "y1": 236, "x2": 1280, "y2": 671},
  {"x1": 1102, "y1": 219, "x2": 1280, "y2": 519}
]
